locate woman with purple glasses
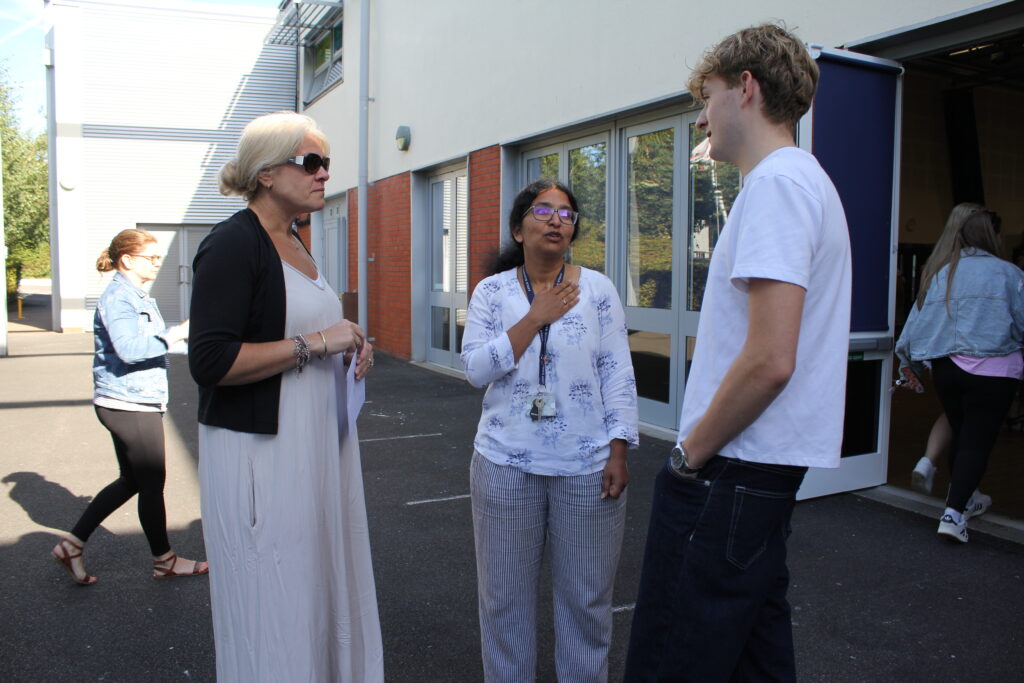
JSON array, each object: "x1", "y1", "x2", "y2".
[
  {"x1": 462, "y1": 179, "x2": 638, "y2": 680},
  {"x1": 189, "y1": 111, "x2": 383, "y2": 680}
]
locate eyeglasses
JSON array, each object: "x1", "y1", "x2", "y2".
[
  {"x1": 524, "y1": 205, "x2": 579, "y2": 226},
  {"x1": 132, "y1": 253, "x2": 162, "y2": 265},
  {"x1": 283, "y1": 153, "x2": 331, "y2": 174}
]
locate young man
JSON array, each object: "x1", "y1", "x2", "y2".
[{"x1": 624, "y1": 24, "x2": 852, "y2": 682}]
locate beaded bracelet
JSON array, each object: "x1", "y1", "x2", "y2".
[{"x1": 292, "y1": 334, "x2": 311, "y2": 373}]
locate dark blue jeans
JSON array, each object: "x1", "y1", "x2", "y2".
[{"x1": 624, "y1": 455, "x2": 807, "y2": 682}]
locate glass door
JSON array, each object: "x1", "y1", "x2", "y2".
[
  {"x1": 621, "y1": 117, "x2": 683, "y2": 427},
  {"x1": 681, "y1": 119, "x2": 741, "y2": 404},
  {"x1": 618, "y1": 113, "x2": 741, "y2": 430},
  {"x1": 322, "y1": 196, "x2": 347, "y2": 295},
  {"x1": 426, "y1": 169, "x2": 469, "y2": 368}
]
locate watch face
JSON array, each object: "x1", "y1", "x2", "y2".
[{"x1": 670, "y1": 446, "x2": 684, "y2": 471}]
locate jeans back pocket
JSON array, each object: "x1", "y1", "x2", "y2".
[{"x1": 726, "y1": 486, "x2": 795, "y2": 570}]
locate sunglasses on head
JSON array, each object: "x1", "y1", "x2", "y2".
[{"x1": 284, "y1": 153, "x2": 330, "y2": 174}]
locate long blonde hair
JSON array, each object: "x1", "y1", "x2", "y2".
[{"x1": 915, "y1": 203, "x2": 1003, "y2": 311}]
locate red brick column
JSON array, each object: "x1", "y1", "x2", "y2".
[
  {"x1": 468, "y1": 145, "x2": 503, "y2": 294},
  {"x1": 345, "y1": 175, "x2": 412, "y2": 359}
]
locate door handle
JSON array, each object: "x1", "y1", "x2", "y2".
[{"x1": 179, "y1": 265, "x2": 192, "y2": 285}]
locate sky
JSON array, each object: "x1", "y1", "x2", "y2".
[{"x1": 0, "y1": 0, "x2": 282, "y2": 135}]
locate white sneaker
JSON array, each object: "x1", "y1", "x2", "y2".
[
  {"x1": 911, "y1": 457, "x2": 936, "y2": 494},
  {"x1": 963, "y1": 491, "x2": 992, "y2": 520},
  {"x1": 937, "y1": 513, "x2": 969, "y2": 543}
]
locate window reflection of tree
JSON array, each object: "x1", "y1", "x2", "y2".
[
  {"x1": 627, "y1": 129, "x2": 674, "y2": 309},
  {"x1": 688, "y1": 126, "x2": 740, "y2": 311}
]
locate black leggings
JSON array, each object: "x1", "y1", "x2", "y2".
[
  {"x1": 71, "y1": 406, "x2": 170, "y2": 556},
  {"x1": 931, "y1": 357, "x2": 1019, "y2": 513}
]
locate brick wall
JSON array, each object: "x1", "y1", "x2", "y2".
[
  {"x1": 345, "y1": 174, "x2": 413, "y2": 359},
  {"x1": 340, "y1": 146, "x2": 503, "y2": 361},
  {"x1": 468, "y1": 145, "x2": 503, "y2": 294}
]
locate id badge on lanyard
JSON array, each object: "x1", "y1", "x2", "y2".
[{"x1": 522, "y1": 265, "x2": 563, "y2": 421}]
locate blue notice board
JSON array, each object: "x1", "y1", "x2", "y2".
[{"x1": 812, "y1": 51, "x2": 900, "y2": 333}]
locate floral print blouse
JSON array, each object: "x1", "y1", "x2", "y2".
[{"x1": 462, "y1": 266, "x2": 639, "y2": 476}]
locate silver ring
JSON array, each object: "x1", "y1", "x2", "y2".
[
  {"x1": 369, "y1": 357, "x2": 375, "y2": 367},
  {"x1": 561, "y1": 298, "x2": 567, "y2": 306}
]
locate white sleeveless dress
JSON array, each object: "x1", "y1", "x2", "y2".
[{"x1": 199, "y1": 262, "x2": 384, "y2": 682}]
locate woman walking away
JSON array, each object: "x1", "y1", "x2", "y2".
[
  {"x1": 51, "y1": 229, "x2": 204, "y2": 584},
  {"x1": 461, "y1": 179, "x2": 638, "y2": 681},
  {"x1": 189, "y1": 111, "x2": 383, "y2": 681},
  {"x1": 895, "y1": 203, "x2": 1024, "y2": 543}
]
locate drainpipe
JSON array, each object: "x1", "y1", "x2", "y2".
[{"x1": 357, "y1": 0, "x2": 370, "y2": 334}]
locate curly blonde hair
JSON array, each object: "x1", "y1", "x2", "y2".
[{"x1": 687, "y1": 23, "x2": 818, "y2": 129}]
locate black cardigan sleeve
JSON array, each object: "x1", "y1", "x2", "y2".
[
  {"x1": 189, "y1": 213, "x2": 255, "y2": 387},
  {"x1": 189, "y1": 209, "x2": 287, "y2": 435}
]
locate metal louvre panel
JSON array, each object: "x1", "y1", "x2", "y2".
[
  {"x1": 455, "y1": 174, "x2": 468, "y2": 293},
  {"x1": 69, "y1": 8, "x2": 295, "y2": 225},
  {"x1": 64, "y1": 3, "x2": 296, "y2": 305}
]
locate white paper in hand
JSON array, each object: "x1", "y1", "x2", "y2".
[{"x1": 334, "y1": 352, "x2": 366, "y2": 442}]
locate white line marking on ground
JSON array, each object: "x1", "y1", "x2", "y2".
[
  {"x1": 613, "y1": 603, "x2": 635, "y2": 613},
  {"x1": 360, "y1": 432, "x2": 443, "y2": 443},
  {"x1": 405, "y1": 493, "x2": 471, "y2": 506}
]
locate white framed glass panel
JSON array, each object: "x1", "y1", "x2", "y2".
[
  {"x1": 687, "y1": 124, "x2": 740, "y2": 311},
  {"x1": 314, "y1": 34, "x2": 331, "y2": 72},
  {"x1": 625, "y1": 127, "x2": 675, "y2": 310},
  {"x1": 619, "y1": 116, "x2": 683, "y2": 427},
  {"x1": 431, "y1": 179, "x2": 452, "y2": 292},
  {"x1": 568, "y1": 141, "x2": 607, "y2": 273},
  {"x1": 431, "y1": 305, "x2": 450, "y2": 351},
  {"x1": 526, "y1": 152, "x2": 559, "y2": 182},
  {"x1": 628, "y1": 329, "x2": 671, "y2": 403},
  {"x1": 427, "y1": 168, "x2": 469, "y2": 368}
]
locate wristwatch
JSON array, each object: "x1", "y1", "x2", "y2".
[{"x1": 670, "y1": 444, "x2": 703, "y2": 475}]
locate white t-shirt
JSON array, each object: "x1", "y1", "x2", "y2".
[
  {"x1": 677, "y1": 146, "x2": 852, "y2": 468},
  {"x1": 462, "y1": 267, "x2": 639, "y2": 476}
]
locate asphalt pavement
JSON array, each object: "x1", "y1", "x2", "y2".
[{"x1": 1, "y1": 295, "x2": 1022, "y2": 682}]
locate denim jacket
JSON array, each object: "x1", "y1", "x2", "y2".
[
  {"x1": 93, "y1": 272, "x2": 172, "y2": 405},
  {"x1": 895, "y1": 249, "x2": 1024, "y2": 376}
]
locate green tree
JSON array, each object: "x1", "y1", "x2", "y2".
[{"x1": 1, "y1": 63, "x2": 49, "y2": 298}]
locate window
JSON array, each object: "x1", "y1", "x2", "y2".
[
  {"x1": 523, "y1": 136, "x2": 609, "y2": 273},
  {"x1": 304, "y1": 22, "x2": 343, "y2": 103}
]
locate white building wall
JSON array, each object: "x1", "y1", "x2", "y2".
[
  {"x1": 47, "y1": 0, "x2": 295, "y2": 330},
  {"x1": 305, "y1": 0, "x2": 986, "y2": 190}
]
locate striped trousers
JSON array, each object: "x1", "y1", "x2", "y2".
[{"x1": 470, "y1": 452, "x2": 627, "y2": 682}]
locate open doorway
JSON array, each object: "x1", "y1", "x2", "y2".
[{"x1": 888, "y1": 28, "x2": 1024, "y2": 520}]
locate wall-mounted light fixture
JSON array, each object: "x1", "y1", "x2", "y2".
[{"x1": 395, "y1": 125, "x2": 411, "y2": 151}]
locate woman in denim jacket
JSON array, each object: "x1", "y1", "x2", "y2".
[
  {"x1": 50, "y1": 229, "x2": 205, "y2": 583},
  {"x1": 895, "y1": 204, "x2": 1024, "y2": 543}
]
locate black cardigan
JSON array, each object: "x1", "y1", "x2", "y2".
[{"x1": 189, "y1": 208, "x2": 288, "y2": 434}]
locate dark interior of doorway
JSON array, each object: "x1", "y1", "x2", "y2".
[{"x1": 889, "y1": 29, "x2": 1024, "y2": 521}]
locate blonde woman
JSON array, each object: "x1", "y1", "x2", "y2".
[
  {"x1": 896, "y1": 204, "x2": 1024, "y2": 542},
  {"x1": 51, "y1": 229, "x2": 202, "y2": 584},
  {"x1": 189, "y1": 111, "x2": 383, "y2": 681}
]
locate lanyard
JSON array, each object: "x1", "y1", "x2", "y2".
[{"x1": 521, "y1": 264, "x2": 564, "y2": 387}]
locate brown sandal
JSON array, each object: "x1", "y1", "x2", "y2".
[
  {"x1": 51, "y1": 537, "x2": 97, "y2": 586},
  {"x1": 152, "y1": 552, "x2": 209, "y2": 579}
]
